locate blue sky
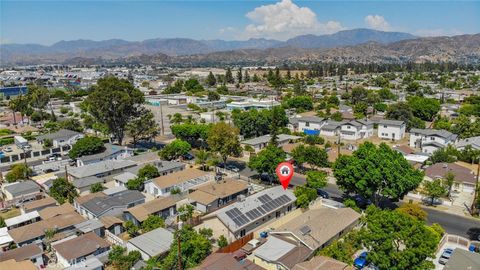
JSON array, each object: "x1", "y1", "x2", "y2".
[{"x1": 1, "y1": 0, "x2": 479, "y2": 45}]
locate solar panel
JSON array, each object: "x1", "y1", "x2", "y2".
[
  {"x1": 253, "y1": 209, "x2": 261, "y2": 217},
  {"x1": 257, "y1": 207, "x2": 266, "y2": 214},
  {"x1": 258, "y1": 194, "x2": 273, "y2": 203},
  {"x1": 225, "y1": 210, "x2": 236, "y2": 219},
  {"x1": 238, "y1": 215, "x2": 249, "y2": 224},
  {"x1": 246, "y1": 211, "x2": 255, "y2": 220},
  {"x1": 232, "y1": 217, "x2": 243, "y2": 227}
]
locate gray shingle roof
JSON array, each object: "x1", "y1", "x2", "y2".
[
  {"x1": 4, "y1": 181, "x2": 40, "y2": 198},
  {"x1": 376, "y1": 119, "x2": 405, "y2": 126},
  {"x1": 410, "y1": 128, "x2": 457, "y2": 141},
  {"x1": 68, "y1": 160, "x2": 136, "y2": 179},
  {"x1": 37, "y1": 129, "x2": 82, "y2": 141},
  {"x1": 456, "y1": 136, "x2": 480, "y2": 150},
  {"x1": 78, "y1": 144, "x2": 132, "y2": 162},
  {"x1": 72, "y1": 176, "x2": 104, "y2": 189},
  {"x1": 297, "y1": 116, "x2": 324, "y2": 124},
  {"x1": 81, "y1": 190, "x2": 145, "y2": 217}
]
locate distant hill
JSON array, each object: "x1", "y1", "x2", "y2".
[
  {"x1": 281, "y1": 28, "x2": 417, "y2": 49},
  {"x1": 1, "y1": 29, "x2": 479, "y2": 66}
]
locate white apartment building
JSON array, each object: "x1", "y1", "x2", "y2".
[{"x1": 339, "y1": 119, "x2": 374, "y2": 141}]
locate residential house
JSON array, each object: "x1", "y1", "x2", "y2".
[
  {"x1": 52, "y1": 232, "x2": 110, "y2": 268},
  {"x1": 293, "y1": 256, "x2": 354, "y2": 270},
  {"x1": 197, "y1": 253, "x2": 265, "y2": 270},
  {"x1": 67, "y1": 160, "x2": 137, "y2": 181},
  {"x1": 64, "y1": 257, "x2": 103, "y2": 270},
  {"x1": 76, "y1": 143, "x2": 134, "y2": 167},
  {"x1": 377, "y1": 120, "x2": 406, "y2": 141},
  {"x1": 144, "y1": 168, "x2": 211, "y2": 197},
  {"x1": 409, "y1": 128, "x2": 457, "y2": 154},
  {"x1": 77, "y1": 190, "x2": 145, "y2": 219},
  {"x1": 72, "y1": 176, "x2": 106, "y2": 194},
  {"x1": 297, "y1": 116, "x2": 326, "y2": 135},
  {"x1": 124, "y1": 196, "x2": 177, "y2": 226},
  {"x1": 73, "y1": 193, "x2": 106, "y2": 214},
  {"x1": 4, "y1": 211, "x2": 40, "y2": 230},
  {"x1": 198, "y1": 186, "x2": 296, "y2": 241},
  {"x1": 319, "y1": 121, "x2": 344, "y2": 137},
  {"x1": 126, "y1": 228, "x2": 173, "y2": 260},
  {"x1": 0, "y1": 227, "x2": 13, "y2": 252},
  {"x1": 21, "y1": 196, "x2": 57, "y2": 214},
  {"x1": 8, "y1": 211, "x2": 86, "y2": 246},
  {"x1": 113, "y1": 172, "x2": 137, "y2": 188},
  {"x1": 443, "y1": 248, "x2": 480, "y2": 270},
  {"x1": 2, "y1": 181, "x2": 42, "y2": 204},
  {"x1": 74, "y1": 219, "x2": 105, "y2": 237},
  {"x1": 99, "y1": 216, "x2": 124, "y2": 236},
  {"x1": 0, "y1": 243, "x2": 44, "y2": 268},
  {"x1": 339, "y1": 119, "x2": 374, "y2": 141},
  {"x1": 226, "y1": 100, "x2": 281, "y2": 111},
  {"x1": 188, "y1": 179, "x2": 249, "y2": 213},
  {"x1": 36, "y1": 129, "x2": 84, "y2": 147},
  {"x1": 456, "y1": 136, "x2": 480, "y2": 151},
  {"x1": 39, "y1": 203, "x2": 76, "y2": 219},
  {"x1": 424, "y1": 163, "x2": 477, "y2": 192},
  {"x1": 288, "y1": 118, "x2": 299, "y2": 133},
  {"x1": 253, "y1": 208, "x2": 360, "y2": 270},
  {"x1": 241, "y1": 134, "x2": 301, "y2": 153},
  {"x1": 114, "y1": 159, "x2": 185, "y2": 188},
  {"x1": 0, "y1": 259, "x2": 37, "y2": 270}
]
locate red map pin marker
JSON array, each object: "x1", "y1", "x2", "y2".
[{"x1": 276, "y1": 162, "x2": 294, "y2": 190}]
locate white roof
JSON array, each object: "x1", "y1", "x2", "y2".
[
  {"x1": 102, "y1": 186, "x2": 127, "y2": 196},
  {"x1": 254, "y1": 236, "x2": 295, "y2": 261},
  {"x1": 113, "y1": 172, "x2": 137, "y2": 184},
  {"x1": 127, "y1": 228, "x2": 173, "y2": 257},
  {"x1": 5, "y1": 211, "x2": 39, "y2": 227},
  {"x1": 0, "y1": 227, "x2": 13, "y2": 245},
  {"x1": 405, "y1": 154, "x2": 430, "y2": 163}
]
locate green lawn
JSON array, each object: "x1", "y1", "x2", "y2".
[{"x1": 0, "y1": 207, "x2": 20, "y2": 220}]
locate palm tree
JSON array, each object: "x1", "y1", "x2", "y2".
[{"x1": 195, "y1": 150, "x2": 210, "y2": 171}]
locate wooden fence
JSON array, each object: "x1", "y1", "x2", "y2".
[{"x1": 216, "y1": 233, "x2": 253, "y2": 254}]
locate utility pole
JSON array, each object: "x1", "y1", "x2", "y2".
[
  {"x1": 160, "y1": 103, "x2": 165, "y2": 136},
  {"x1": 23, "y1": 148, "x2": 29, "y2": 179},
  {"x1": 470, "y1": 156, "x2": 480, "y2": 215}
]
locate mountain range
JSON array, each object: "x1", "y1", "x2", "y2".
[{"x1": 1, "y1": 29, "x2": 479, "y2": 66}]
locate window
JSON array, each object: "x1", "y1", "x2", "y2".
[
  {"x1": 431, "y1": 137, "x2": 435, "y2": 141},
  {"x1": 347, "y1": 126, "x2": 350, "y2": 129},
  {"x1": 305, "y1": 122, "x2": 310, "y2": 127},
  {"x1": 383, "y1": 125, "x2": 387, "y2": 128}
]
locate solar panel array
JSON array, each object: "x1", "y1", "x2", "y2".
[{"x1": 225, "y1": 194, "x2": 292, "y2": 228}]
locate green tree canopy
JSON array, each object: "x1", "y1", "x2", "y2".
[
  {"x1": 283, "y1": 96, "x2": 313, "y2": 112},
  {"x1": 361, "y1": 206, "x2": 440, "y2": 270},
  {"x1": 142, "y1": 215, "x2": 165, "y2": 232},
  {"x1": 306, "y1": 170, "x2": 328, "y2": 189},
  {"x1": 171, "y1": 123, "x2": 210, "y2": 145},
  {"x1": 90, "y1": 182, "x2": 105, "y2": 193},
  {"x1": 205, "y1": 71, "x2": 217, "y2": 86},
  {"x1": 49, "y1": 177, "x2": 78, "y2": 204},
  {"x1": 422, "y1": 179, "x2": 447, "y2": 205},
  {"x1": 5, "y1": 164, "x2": 33, "y2": 182},
  {"x1": 159, "y1": 139, "x2": 191, "y2": 161},
  {"x1": 138, "y1": 164, "x2": 160, "y2": 179},
  {"x1": 207, "y1": 122, "x2": 242, "y2": 166},
  {"x1": 293, "y1": 185, "x2": 317, "y2": 209},
  {"x1": 69, "y1": 136, "x2": 105, "y2": 159},
  {"x1": 333, "y1": 142, "x2": 424, "y2": 205},
  {"x1": 231, "y1": 107, "x2": 287, "y2": 139},
  {"x1": 407, "y1": 96, "x2": 440, "y2": 121},
  {"x1": 248, "y1": 145, "x2": 286, "y2": 180},
  {"x1": 161, "y1": 225, "x2": 212, "y2": 270},
  {"x1": 126, "y1": 109, "x2": 159, "y2": 146},
  {"x1": 292, "y1": 144, "x2": 329, "y2": 170},
  {"x1": 84, "y1": 76, "x2": 145, "y2": 145},
  {"x1": 385, "y1": 102, "x2": 425, "y2": 130}
]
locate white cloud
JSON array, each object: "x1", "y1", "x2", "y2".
[
  {"x1": 364, "y1": 15, "x2": 391, "y2": 31},
  {"x1": 241, "y1": 0, "x2": 343, "y2": 40},
  {"x1": 219, "y1": 27, "x2": 236, "y2": 34}
]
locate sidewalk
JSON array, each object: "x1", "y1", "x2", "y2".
[{"x1": 404, "y1": 194, "x2": 473, "y2": 218}]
